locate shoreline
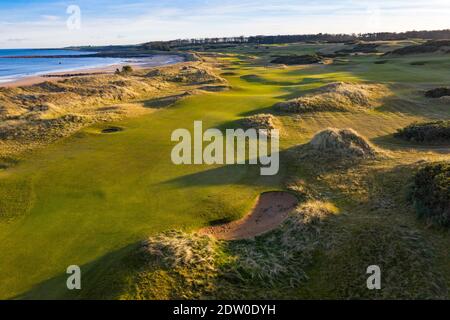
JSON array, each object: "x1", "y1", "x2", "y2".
[
  {"x1": 0, "y1": 56, "x2": 219, "y2": 160},
  {"x1": 0, "y1": 54, "x2": 185, "y2": 88},
  {"x1": 1, "y1": 64, "x2": 119, "y2": 88}
]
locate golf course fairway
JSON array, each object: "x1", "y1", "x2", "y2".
[{"x1": 1, "y1": 50, "x2": 449, "y2": 299}]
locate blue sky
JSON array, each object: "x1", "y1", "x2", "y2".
[{"x1": 0, "y1": 0, "x2": 449, "y2": 48}]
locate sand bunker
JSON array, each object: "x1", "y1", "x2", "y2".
[
  {"x1": 275, "y1": 82, "x2": 388, "y2": 113},
  {"x1": 306, "y1": 128, "x2": 378, "y2": 159},
  {"x1": 199, "y1": 191, "x2": 298, "y2": 240}
]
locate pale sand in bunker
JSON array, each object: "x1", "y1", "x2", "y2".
[{"x1": 200, "y1": 191, "x2": 299, "y2": 240}]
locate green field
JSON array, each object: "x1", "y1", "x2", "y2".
[{"x1": 0, "y1": 43, "x2": 449, "y2": 299}]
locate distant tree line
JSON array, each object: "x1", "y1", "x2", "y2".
[
  {"x1": 247, "y1": 29, "x2": 450, "y2": 44},
  {"x1": 142, "y1": 36, "x2": 249, "y2": 50},
  {"x1": 141, "y1": 29, "x2": 450, "y2": 50}
]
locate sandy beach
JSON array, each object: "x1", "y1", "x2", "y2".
[
  {"x1": 0, "y1": 54, "x2": 185, "y2": 88},
  {"x1": 0, "y1": 65, "x2": 116, "y2": 88}
]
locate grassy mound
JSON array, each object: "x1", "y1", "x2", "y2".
[
  {"x1": 410, "y1": 162, "x2": 450, "y2": 227},
  {"x1": 146, "y1": 64, "x2": 225, "y2": 84},
  {"x1": 119, "y1": 201, "x2": 338, "y2": 299},
  {"x1": 275, "y1": 82, "x2": 387, "y2": 113},
  {"x1": 0, "y1": 114, "x2": 86, "y2": 141},
  {"x1": 0, "y1": 63, "x2": 221, "y2": 124},
  {"x1": 241, "y1": 114, "x2": 278, "y2": 131},
  {"x1": 305, "y1": 128, "x2": 378, "y2": 159},
  {"x1": 394, "y1": 121, "x2": 450, "y2": 143},
  {"x1": 425, "y1": 87, "x2": 450, "y2": 98}
]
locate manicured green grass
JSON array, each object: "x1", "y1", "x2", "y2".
[
  {"x1": 0, "y1": 44, "x2": 449, "y2": 299},
  {"x1": 0, "y1": 69, "x2": 285, "y2": 299}
]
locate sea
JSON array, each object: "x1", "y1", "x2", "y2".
[{"x1": 0, "y1": 49, "x2": 182, "y2": 84}]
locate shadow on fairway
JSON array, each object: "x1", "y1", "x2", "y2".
[
  {"x1": 372, "y1": 133, "x2": 450, "y2": 153},
  {"x1": 14, "y1": 243, "x2": 142, "y2": 300}
]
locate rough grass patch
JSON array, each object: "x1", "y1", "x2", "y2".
[
  {"x1": 274, "y1": 82, "x2": 388, "y2": 114},
  {"x1": 321, "y1": 221, "x2": 448, "y2": 299},
  {"x1": 0, "y1": 178, "x2": 34, "y2": 222},
  {"x1": 394, "y1": 121, "x2": 450, "y2": 143},
  {"x1": 240, "y1": 114, "x2": 278, "y2": 132},
  {"x1": 410, "y1": 162, "x2": 450, "y2": 227},
  {"x1": 285, "y1": 178, "x2": 321, "y2": 202},
  {"x1": 134, "y1": 201, "x2": 338, "y2": 299}
]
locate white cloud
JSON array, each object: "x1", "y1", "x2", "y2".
[
  {"x1": 40, "y1": 15, "x2": 61, "y2": 21},
  {"x1": 0, "y1": 0, "x2": 449, "y2": 48}
]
